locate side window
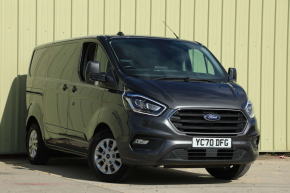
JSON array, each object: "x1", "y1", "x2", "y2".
[
  {"x1": 47, "y1": 42, "x2": 79, "y2": 80},
  {"x1": 80, "y1": 42, "x2": 97, "y2": 81},
  {"x1": 79, "y1": 42, "x2": 109, "y2": 82},
  {"x1": 205, "y1": 57, "x2": 215, "y2": 75},
  {"x1": 94, "y1": 46, "x2": 109, "y2": 73},
  {"x1": 30, "y1": 48, "x2": 49, "y2": 77},
  {"x1": 188, "y1": 49, "x2": 215, "y2": 75},
  {"x1": 189, "y1": 49, "x2": 207, "y2": 73}
]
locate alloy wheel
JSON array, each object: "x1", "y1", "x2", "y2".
[
  {"x1": 94, "y1": 138, "x2": 122, "y2": 175},
  {"x1": 29, "y1": 130, "x2": 38, "y2": 158}
]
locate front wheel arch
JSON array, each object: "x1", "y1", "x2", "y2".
[{"x1": 93, "y1": 123, "x2": 113, "y2": 138}]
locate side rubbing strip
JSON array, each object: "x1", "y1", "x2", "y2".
[{"x1": 26, "y1": 91, "x2": 43, "y2": 96}]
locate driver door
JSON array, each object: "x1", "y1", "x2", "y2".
[{"x1": 67, "y1": 40, "x2": 109, "y2": 152}]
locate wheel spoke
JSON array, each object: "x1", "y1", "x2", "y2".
[
  {"x1": 95, "y1": 158, "x2": 102, "y2": 165},
  {"x1": 95, "y1": 149, "x2": 102, "y2": 156},
  {"x1": 112, "y1": 161, "x2": 120, "y2": 171},
  {"x1": 111, "y1": 141, "x2": 117, "y2": 152},
  {"x1": 100, "y1": 161, "x2": 107, "y2": 172},
  {"x1": 113, "y1": 158, "x2": 121, "y2": 163},
  {"x1": 105, "y1": 139, "x2": 110, "y2": 149},
  {"x1": 113, "y1": 150, "x2": 119, "y2": 154},
  {"x1": 99, "y1": 142, "x2": 106, "y2": 153}
]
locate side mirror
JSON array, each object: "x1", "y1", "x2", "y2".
[
  {"x1": 228, "y1": 68, "x2": 237, "y2": 82},
  {"x1": 85, "y1": 61, "x2": 106, "y2": 84}
]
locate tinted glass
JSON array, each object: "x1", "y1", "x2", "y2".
[
  {"x1": 110, "y1": 39, "x2": 227, "y2": 82},
  {"x1": 94, "y1": 46, "x2": 109, "y2": 73},
  {"x1": 79, "y1": 43, "x2": 110, "y2": 82},
  {"x1": 80, "y1": 42, "x2": 97, "y2": 81}
]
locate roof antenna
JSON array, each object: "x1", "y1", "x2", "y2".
[
  {"x1": 117, "y1": 31, "x2": 124, "y2": 36},
  {"x1": 163, "y1": 21, "x2": 179, "y2": 39}
]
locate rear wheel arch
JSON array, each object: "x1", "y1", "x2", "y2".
[
  {"x1": 26, "y1": 116, "x2": 38, "y2": 132},
  {"x1": 26, "y1": 116, "x2": 45, "y2": 142},
  {"x1": 26, "y1": 102, "x2": 45, "y2": 139}
]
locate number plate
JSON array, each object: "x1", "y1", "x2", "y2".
[{"x1": 192, "y1": 138, "x2": 231, "y2": 148}]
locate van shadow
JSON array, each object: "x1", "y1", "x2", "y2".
[
  {"x1": 0, "y1": 75, "x2": 27, "y2": 154},
  {"x1": 2, "y1": 156, "x2": 232, "y2": 185}
]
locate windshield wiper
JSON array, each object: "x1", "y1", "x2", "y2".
[
  {"x1": 185, "y1": 78, "x2": 219, "y2": 83},
  {"x1": 152, "y1": 77, "x2": 219, "y2": 83},
  {"x1": 152, "y1": 77, "x2": 187, "y2": 81}
]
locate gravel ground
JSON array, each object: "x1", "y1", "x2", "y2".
[{"x1": 0, "y1": 155, "x2": 289, "y2": 193}]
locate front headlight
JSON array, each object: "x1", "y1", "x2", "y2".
[
  {"x1": 245, "y1": 101, "x2": 254, "y2": 118},
  {"x1": 123, "y1": 93, "x2": 167, "y2": 116}
]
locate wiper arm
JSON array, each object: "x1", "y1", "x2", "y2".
[
  {"x1": 152, "y1": 77, "x2": 187, "y2": 81},
  {"x1": 152, "y1": 77, "x2": 219, "y2": 83},
  {"x1": 185, "y1": 78, "x2": 218, "y2": 83}
]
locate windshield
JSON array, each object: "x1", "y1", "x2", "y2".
[{"x1": 109, "y1": 38, "x2": 228, "y2": 82}]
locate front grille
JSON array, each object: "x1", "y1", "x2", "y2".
[
  {"x1": 169, "y1": 109, "x2": 247, "y2": 135},
  {"x1": 173, "y1": 149, "x2": 245, "y2": 161}
]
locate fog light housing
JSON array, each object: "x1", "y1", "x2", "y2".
[
  {"x1": 130, "y1": 136, "x2": 164, "y2": 150},
  {"x1": 133, "y1": 139, "x2": 149, "y2": 145},
  {"x1": 251, "y1": 136, "x2": 259, "y2": 151}
]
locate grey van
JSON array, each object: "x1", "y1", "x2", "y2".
[{"x1": 26, "y1": 34, "x2": 259, "y2": 182}]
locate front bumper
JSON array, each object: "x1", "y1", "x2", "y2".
[{"x1": 116, "y1": 108, "x2": 260, "y2": 167}]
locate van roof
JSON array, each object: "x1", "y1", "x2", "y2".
[
  {"x1": 34, "y1": 35, "x2": 99, "y2": 50},
  {"x1": 34, "y1": 35, "x2": 201, "y2": 50}
]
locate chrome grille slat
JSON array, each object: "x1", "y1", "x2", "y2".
[
  {"x1": 169, "y1": 109, "x2": 247, "y2": 135},
  {"x1": 175, "y1": 125, "x2": 244, "y2": 130},
  {"x1": 175, "y1": 113, "x2": 243, "y2": 118},
  {"x1": 171, "y1": 119, "x2": 246, "y2": 124}
]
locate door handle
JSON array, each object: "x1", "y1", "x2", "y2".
[
  {"x1": 72, "y1": 86, "x2": 78, "y2": 92},
  {"x1": 63, "y1": 84, "x2": 68, "y2": 91}
]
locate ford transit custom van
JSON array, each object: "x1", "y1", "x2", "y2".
[{"x1": 26, "y1": 34, "x2": 259, "y2": 182}]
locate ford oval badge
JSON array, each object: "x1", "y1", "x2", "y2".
[{"x1": 204, "y1": 114, "x2": 221, "y2": 121}]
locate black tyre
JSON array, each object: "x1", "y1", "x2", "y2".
[
  {"x1": 206, "y1": 164, "x2": 251, "y2": 180},
  {"x1": 26, "y1": 123, "x2": 50, "y2": 165},
  {"x1": 88, "y1": 129, "x2": 134, "y2": 182}
]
